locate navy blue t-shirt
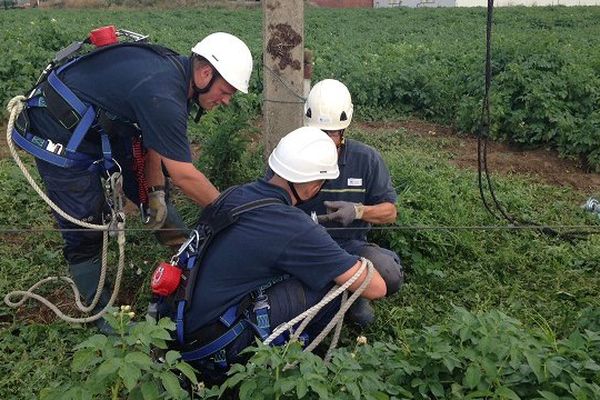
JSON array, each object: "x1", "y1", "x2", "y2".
[
  {"x1": 297, "y1": 139, "x2": 397, "y2": 241},
  {"x1": 185, "y1": 179, "x2": 359, "y2": 333},
  {"x1": 29, "y1": 45, "x2": 192, "y2": 162}
]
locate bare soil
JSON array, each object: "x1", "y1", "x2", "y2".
[{"x1": 358, "y1": 119, "x2": 600, "y2": 194}]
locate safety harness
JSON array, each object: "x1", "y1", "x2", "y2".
[
  {"x1": 11, "y1": 39, "x2": 185, "y2": 217},
  {"x1": 3, "y1": 30, "x2": 185, "y2": 323},
  {"x1": 152, "y1": 186, "x2": 290, "y2": 368}
]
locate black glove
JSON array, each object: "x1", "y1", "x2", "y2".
[{"x1": 317, "y1": 201, "x2": 365, "y2": 226}]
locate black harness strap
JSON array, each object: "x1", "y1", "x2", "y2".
[{"x1": 165, "y1": 186, "x2": 284, "y2": 348}]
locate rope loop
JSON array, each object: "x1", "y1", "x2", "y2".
[
  {"x1": 264, "y1": 257, "x2": 375, "y2": 363},
  {"x1": 4, "y1": 95, "x2": 126, "y2": 324}
]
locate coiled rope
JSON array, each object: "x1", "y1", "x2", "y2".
[
  {"x1": 264, "y1": 257, "x2": 375, "y2": 363},
  {"x1": 4, "y1": 95, "x2": 126, "y2": 323}
]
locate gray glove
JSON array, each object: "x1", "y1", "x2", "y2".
[
  {"x1": 145, "y1": 189, "x2": 167, "y2": 230},
  {"x1": 317, "y1": 201, "x2": 365, "y2": 226}
]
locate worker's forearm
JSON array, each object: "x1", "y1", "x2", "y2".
[
  {"x1": 335, "y1": 260, "x2": 387, "y2": 299},
  {"x1": 145, "y1": 150, "x2": 166, "y2": 188},
  {"x1": 360, "y1": 202, "x2": 397, "y2": 224},
  {"x1": 171, "y1": 168, "x2": 220, "y2": 207}
]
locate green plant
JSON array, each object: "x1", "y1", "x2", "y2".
[
  {"x1": 220, "y1": 308, "x2": 600, "y2": 400},
  {"x1": 194, "y1": 98, "x2": 264, "y2": 190},
  {"x1": 216, "y1": 337, "x2": 400, "y2": 400},
  {"x1": 39, "y1": 306, "x2": 198, "y2": 400}
]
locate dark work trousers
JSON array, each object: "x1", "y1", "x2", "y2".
[
  {"x1": 189, "y1": 278, "x2": 342, "y2": 381},
  {"x1": 35, "y1": 139, "x2": 140, "y2": 264},
  {"x1": 339, "y1": 239, "x2": 404, "y2": 296}
]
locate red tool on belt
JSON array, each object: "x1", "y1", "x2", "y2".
[{"x1": 151, "y1": 262, "x2": 182, "y2": 296}]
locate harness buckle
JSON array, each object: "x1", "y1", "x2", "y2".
[
  {"x1": 45, "y1": 140, "x2": 64, "y2": 155},
  {"x1": 253, "y1": 293, "x2": 270, "y2": 312}
]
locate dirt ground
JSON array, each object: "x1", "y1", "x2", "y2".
[{"x1": 359, "y1": 119, "x2": 600, "y2": 194}]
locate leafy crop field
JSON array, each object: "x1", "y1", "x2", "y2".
[
  {"x1": 1, "y1": 6, "x2": 599, "y2": 167},
  {"x1": 0, "y1": 5, "x2": 599, "y2": 399}
]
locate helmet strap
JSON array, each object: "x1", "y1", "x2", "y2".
[
  {"x1": 190, "y1": 54, "x2": 221, "y2": 105},
  {"x1": 288, "y1": 181, "x2": 305, "y2": 205},
  {"x1": 189, "y1": 57, "x2": 221, "y2": 124},
  {"x1": 288, "y1": 180, "x2": 325, "y2": 206}
]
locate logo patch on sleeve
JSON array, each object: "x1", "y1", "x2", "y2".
[{"x1": 347, "y1": 178, "x2": 363, "y2": 187}]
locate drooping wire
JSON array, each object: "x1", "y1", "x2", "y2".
[
  {"x1": 478, "y1": 0, "x2": 513, "y2": 223},
  {"x1": 476, "y1": 0, "x2": 592, "y2": 241}
]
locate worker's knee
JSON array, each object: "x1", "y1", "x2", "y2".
[{"x1": 358, "y1": 245, "x2": 404, "y2": 296}]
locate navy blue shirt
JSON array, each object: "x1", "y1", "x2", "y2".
[
  {"x1": 297, "y1": 139, "x2": 397, "y2": 242},
  {"x1": 185, "y1": 179, "x2": 359, "y2": 333},
  {"x1": 29, "y1": 45, "x2": 192, "y2": 162}
]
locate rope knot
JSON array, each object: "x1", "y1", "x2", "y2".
[{"x1": 7, "y1": 95, "x2": 27, "y2": 114}]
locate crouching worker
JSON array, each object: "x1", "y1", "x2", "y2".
[
  {"x1": 300, "y1": 79, "x2": 404, "y2": 326},
  {"x1": 155, "y1": 127, "x2": 386, "y2": 383}
]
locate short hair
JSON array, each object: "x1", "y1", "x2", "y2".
[{"x1": 192, "y1": 54, "x2": 213, "y2": 71}]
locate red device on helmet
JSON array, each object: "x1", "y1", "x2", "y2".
[
  {"x1": 151, "y1": 262, "x2": 182, "y2": 296},
  {"x1": 89, "y1": 25, "x2": 118, "y2": 47}
]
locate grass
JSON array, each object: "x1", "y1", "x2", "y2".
[
  {"x1": 354, "y1": 127, "x2": 600, "y2": 341},
  {"x1": 0, "y1": 6, "x2": 599, "y2": 397},
  {"x1": 1, "y1": 121, "x2": 599, "y2": 397}
]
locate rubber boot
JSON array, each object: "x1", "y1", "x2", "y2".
[
  {"x1": 346, "y1": 297, "x2": 375, "y2": 328},
  {"x1": 155, "y1": 202, "x2": 189, "y2": 249},
  {"x1": 69, "y1": 258, "x2": 114, "y2": 335}
]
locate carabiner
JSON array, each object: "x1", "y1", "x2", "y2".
[
  {"x1": 139, "y1": 203, "x2": 151, "y2": 224},
  {"x1": 170, "y1": 229, "x2": 200, "y2": 264}
]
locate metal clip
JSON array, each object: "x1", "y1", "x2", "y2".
[
  {"x1": 171, "y1": 230, "x2": 200, "y2": 263},
  {"x1": 310, "y1": 211, "x2": 318, "y2": 224},
  {"x1": 45, "y1": 140, "x2": 64, "y2": 155},
  {"x1": 139, "y1": 203, "x2": 151, "y2": 224},
  {"x1": 117, "y1": 29, "x2": 149, "y2": 42},
  {"x1": 253, "y1": 293, "x2": 270, "y2": 312}
]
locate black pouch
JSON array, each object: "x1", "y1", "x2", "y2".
[
  {"x1": 14, "y1": 107, "x2": 30, "y2": 134},
  {"x1": 41, "y1": 81, "x2": 81, "y2": 130}
]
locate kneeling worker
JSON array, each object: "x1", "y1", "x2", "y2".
[
  {"x1": 163, "y1": 127, "x2": 386, "y2": 381},
  {"x1": 300, "y1": 79, "x2": 404, "y2": 326}
]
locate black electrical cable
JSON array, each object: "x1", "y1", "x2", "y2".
[
  {"x1": 0, "y1": 225, "x2": 598, "y2": 233},
  {"x1": 477, "y1": 0, "x2": 593, "y2": 242}
]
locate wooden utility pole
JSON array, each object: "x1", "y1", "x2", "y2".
[{"x1": 262, "y1": 0, "x2": 305, "y2": 157}]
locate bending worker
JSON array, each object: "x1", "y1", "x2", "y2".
[
  {"x1": 11, "y1": 31, "x2": 253, "y2": 331},
  {"x1": 164, "y1": 127, "x2": 386, "y2": 382},
  {"x1": 299, "y1": 79, "x2": 403, "y2": 325}
]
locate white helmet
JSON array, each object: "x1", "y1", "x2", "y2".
[
  {"x1": 191, "y1": 32, "x2": 253, "y2": 93},
  {"x1": 268, "y1": 127, "x2": 340, "y2": 183},
  {"x1": 304, "y1": 79, "x2": 353, "y2": 130}
]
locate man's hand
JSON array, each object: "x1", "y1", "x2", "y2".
[
  {"x1": 317, "y1": 201, "x2": 365, "y2": 226},
  {"x1": 146, "y1": 189, "x2": 167, "y2": 230}
]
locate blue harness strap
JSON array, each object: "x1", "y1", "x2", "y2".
[
  {"x1": 13, "y1": 71, "x2": 112, "y2": 171},
  {"x1": 47, "y1": 70, "x2": 88, "y2": 116},
  {"x1": 175, "y1": 253, "x2": 197, "y2": 344},
  {"x1": 165, "y1": 189, "x2": 289, "y2": 367},
  {"x1": 11, "y1": 127, "x2": 97, "y2": 169},
  {"x1": 12, "y1": 44, "x2": 179, "y2": 172},
  {"x1": 181, "y1": 318, "x2": 248, "y2": 362}
]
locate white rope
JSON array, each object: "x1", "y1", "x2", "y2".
[
  {"x1": 4, "y1": 95, "x2": 126, "y2": 323},
  {"x1": 264, "y1": 257, "x2": 375, "y2": 363}
]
